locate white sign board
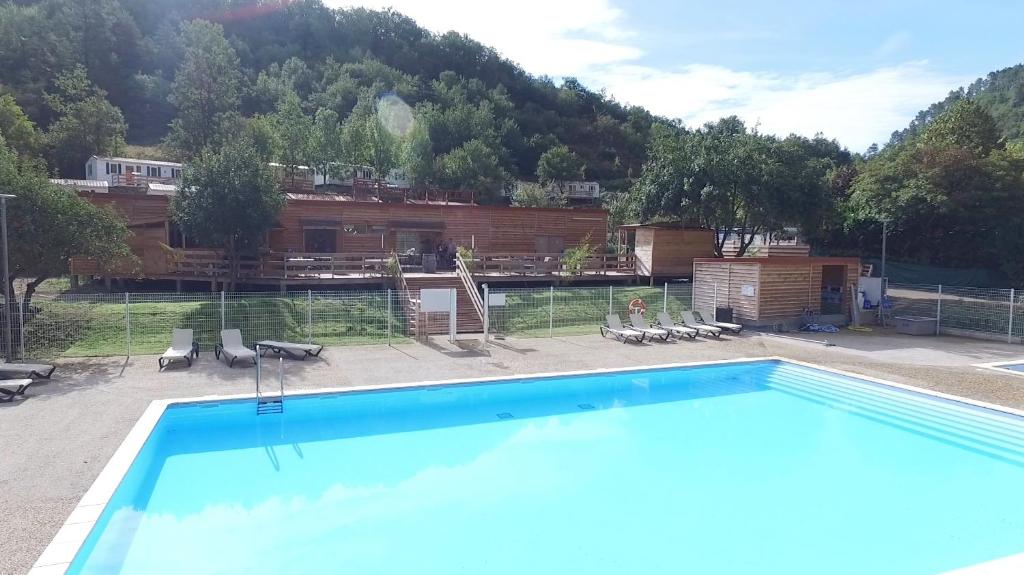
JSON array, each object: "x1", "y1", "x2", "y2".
[
  {"x1": 741, "y1": 284, "x2": 756, "y2": 297},
  {"x1": 488, "y1": 293, "x2": 506, "y2": 307},
  {"x1": 420, "y1": 288, "x2": 454, "y2": 312}
]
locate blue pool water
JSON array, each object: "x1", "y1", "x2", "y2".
[
  {"x1": 1004, "y1": 363, "x2": 1024, "y2": 373},
  {"x1": 68, "y1": 360, "x2": 1024, "y2": 574}
]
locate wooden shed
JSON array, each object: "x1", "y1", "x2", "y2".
[
  {"x1": 692, "y1": 257, "x2": 862, "y2": 325},
  {"x1": 618, "y1": 224, "x2": 715, "y2": 279}
]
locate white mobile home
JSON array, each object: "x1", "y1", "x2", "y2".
[{"x1": 85, "y1": 156, "x2": 183, "y2": 187}]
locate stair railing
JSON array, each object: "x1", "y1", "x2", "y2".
[{"x1": 456, "y1": 253, "x2": 485, "y2": 322}]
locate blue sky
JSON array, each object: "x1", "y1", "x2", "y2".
[{"x1": 328, "y1": 0, "x2": 1024, "y2": 151}]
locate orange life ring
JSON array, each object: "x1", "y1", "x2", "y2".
[{"x1": 628, "y1": 298, "x2": 647, "y2": 315}]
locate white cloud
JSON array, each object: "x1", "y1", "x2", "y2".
[
  {"x1": 591, "y1": 62, "x2": 966, "y2": 151},
  {"x1": 325, "y1": 0, "x2": 967, "y2": 151},
  {"x1": 325, "y1": 0, "x2": 640, "y2": 77}
]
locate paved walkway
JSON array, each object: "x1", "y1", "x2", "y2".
[{"x1": 3, "y1": 328, "x2": 1024, "y2": 574}]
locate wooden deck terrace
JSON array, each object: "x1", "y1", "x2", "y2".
[{"x1": 71, "y1": 250, "x2": 637, "y2": 288}]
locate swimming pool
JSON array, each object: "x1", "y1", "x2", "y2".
[
  {"x1": 46, "y1": 359, "x2": 1024, "y2": 574},
  {"x1": 977, "y1": 359, "x2": 1024, "y2": 376}
]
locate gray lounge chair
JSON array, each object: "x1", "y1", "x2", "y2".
[
  {"x1": 600, "y1": 314, "x2": 645, "y2": 343},
  {"x1": 0, "y1": 378, "x2": 34, "y2": 402},
  {"x1": 693, "y1": 310, "x2": 743, "y2": 334},
  {"x1": 159, "y1": 329, "x2": 199, "y2": 370},
  {"x1": 656, "y1": 312, "x2": 698, "y2": 339},
  {"x1": 681, "y1": 311, "x2": 722, "y2": 338},
  {"x1": 0, "y1": 362, "x2": 55, "y2": 379},
  {"x1": 629, "y1": 313, "x2": 670, "y2": 341},
  {"x1": 257, "y1": 340, "x2": 324, "y2": 360},
  {"x1": 214, "y1": 329, "x2": 257, "y2": 367}
]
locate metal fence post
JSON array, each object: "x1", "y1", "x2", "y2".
[
  {"x1": 663, "y1": 282, "x2": 668, "y2": 313},
  {"x1": 308, "y1": 289, "x2": 314, "y2": 344},
  {"x1": 935, "y1": 284, "x2": 942, "y2": 335},
  {"x1": 482, "y1": 284, "x2": 489, "y2": 346},
  {"x1": 220, "y1": 290, "x2": 226, "y2": 330},
  {"x1": 18, "y1": 294, "x2": 24, "y2": 360},
  {"x1": 386, "y1": 289, "x2": 392, "y2": 347},
  {"x1": 549, "y1": 285, "x2": 554, "y2": 337},
  {"x1": 125, "y1": 292, "x2": 131, "y2": 358},
  {"x1": 1009, "y1": 288, "x2": 1016, "y2": 344},
  {"x1": 713, "y1": 283, "x2": 718, "y2": 313},
  {"x1": 608, "y1": 285, "x2": 613, "y2": 316}
]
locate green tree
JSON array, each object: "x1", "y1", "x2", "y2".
[
  {"x1": 402, "y1": 118, "x2": 434, "y2": 189},
  {"x1": 0, "y1": 93, "x2": 40, "y2": 157},
  {"x1": 171, "y1": 140, "x2": 284, "y2": 289},
  {"x1": 537, "y1": 144, "x2": 585, "y2": 195},
  {"x1": 0, "y1": 134, "x2": 132, "y2": 308},
  {"x1": 308, "y1": 108, "x2": 344, "y2": 183},
  {"x1": 164, "y1": 20, "x2": 243, "y2": 159},
  {"x1": 344, "y1": 95, "x2": 398, "y2": 186},
  {"x1": 271, "y1": 91, "x2": 312, "y2": 187},
  {"x1": 438, "y1": 139, "x2": 508, "y2": 204},
  {"x1": 44, "y1": 66, "x2": 127, "y2": 178},
  {"x1": 511, "y1": 182, "x2": 563, "y2": 208}
]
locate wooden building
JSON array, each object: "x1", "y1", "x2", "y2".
[
  {"x1": 692, "y1": 257, "x2": 861, "y2": 326},
  {"x1": 617, "y1": 224, "x2": 715, "y2": 279},
  {"x1": 69, "y1": 189, "x2": 616, "y2": 287}
]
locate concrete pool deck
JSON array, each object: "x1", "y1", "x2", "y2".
[{"x1": 3, "y1": 328, "x2": 1024, "y2": 574}]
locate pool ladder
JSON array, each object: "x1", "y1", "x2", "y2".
[{"x1": 255, "y1": 345, "x2": 285, "y2": 415}]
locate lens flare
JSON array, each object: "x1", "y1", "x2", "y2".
[{"x1": 376, "y1": 93, "x2": 415, "y2": 138}]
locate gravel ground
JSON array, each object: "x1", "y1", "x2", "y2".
[{"x1": 3, "y1": 328, "x2": 1024, "y2": 574}]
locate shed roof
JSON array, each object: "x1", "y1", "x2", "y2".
[{"x1": 694, "y1": 256, "x2": 860, "y2": 266}]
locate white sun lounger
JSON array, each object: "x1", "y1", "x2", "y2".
[
  {"x1": 681, "y1": 311, "x2": 722, "y2": 338},
  {"x1": 600, "y1": 314, "x2": 645, "y2": 343},
  {"x1": 0, "y1": 379, "x2": 34, "y2": 402},
  {"x1": 257, "y1": 340, "x2": 324, "y2": 360},
  {"x1": 215, "y1": 329, "x2": 257, "y2": 367},
  {"x1": 656, "y1": 312, "x2": 698, "y2": 339},
  {"x1": 0, "y1": 362, "x2": 55, "y2": 379},
  {"x1": 159, "y1": 329, "x2": 199, "y2": 370},
  {"x1": 629, "y1": 313, "x2": 670, "y2": 341},
  {"x1": 693, "y1": 310, "x2": 743, "y2": 334}
]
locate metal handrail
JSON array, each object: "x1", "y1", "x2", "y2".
[
  {"x1": 255, "y1": 344, "x2": 285, "y2": 414},
  {"x1": 456, "y1": 254, "x2": 485, "y2": 320}
]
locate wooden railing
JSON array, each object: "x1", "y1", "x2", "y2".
[
  {"x1": 470, "y1": 253, "x2": 635, "y2": 276},
  {"x1": 109, "y1": 174, "x2": 180, "y2": 187},
  {"x1": 455, "y1": 254, "x2": 485, "y2": 320},
  {"x1": 170, "y1": 250, "x2": 392, "y2": 279}
]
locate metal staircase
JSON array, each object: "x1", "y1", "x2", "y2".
[{"x1": 255, "y1": 345, "x2": 284, "y2": 414}]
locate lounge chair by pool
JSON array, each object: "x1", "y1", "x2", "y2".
[
  {"x1": 159, "y1": 329, "x2": 199, "y2": 370},
  {"x1": 215, "y1": 329, "x2": 258, "y2": 367},
  {"x1": 693, "y1": 310, "x2": 743, "y2": 334},
  {"x1": 257, "y1": 340, "x2": 324, "y2": 360},
  {"x1": 600, "y1": 314, "x2": 645, "y2": 343},
  {"x1": 680, "y1": 311, "x2": 722, "y2": 338},
  {"x1": 655, "y1": 312, "x2": 698, "y2": 339},
  {"x1": 0, "y1": 379, "x2": 34, "y2": 402},
  {"x1": 629, "y1": 313, "x2": 670, "y2": 341},
  {"x1": 0, "y1": 362, "x2": 55, "y2": 380}
]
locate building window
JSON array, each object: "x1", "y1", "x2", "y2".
[
  {"x1": 87, "y1": 163, "x2": 93, "y2": 177},
  {"x1": 171, "y1": 168, "x2": 182, "y2": 179},
  {"x1": 147, "y1": 166, "x2": 161, "y2": 178}
]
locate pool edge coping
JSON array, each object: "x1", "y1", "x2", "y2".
[
  {"x1": 31, "y1": 355, "x2": 1024, "y2": 574},
  {"x1": 974, "y1": 359, "x2": 1024, "y2": 378}
]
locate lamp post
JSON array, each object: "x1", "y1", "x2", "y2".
[
  {"x1": 0, "y1": 194, "x2": 14, "y2": 362},
  {"x1": 880, "y1": 219, "x2": 888, "y2": 296}
]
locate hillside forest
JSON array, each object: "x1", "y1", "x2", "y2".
[{"x1": 1, "y1": 1, "x2": 1024, "y2": 282}]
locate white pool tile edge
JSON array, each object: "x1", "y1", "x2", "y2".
[
  {"x1": 974, "y1": 359, "x2": 1024, "y2": 378},
  {"x1": 31, "y1": 355, "x2": 1024, "y2": 574}
]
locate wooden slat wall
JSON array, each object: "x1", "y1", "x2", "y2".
[
  {"x1": 695, "y1": 257, "x2": 861, "y2": 322},
  {"x1": 77, "y1": 192, "x2": 608, "y2": 263},
  {"x1": 650, "y1": 229, "x2": 715, "y2": 276},
  {"x1": 273, "y1": 199, "x2": 607, "y2": 253},
  {"x1": 692, "y1": 261, "x2": 759, "y2": 321}
]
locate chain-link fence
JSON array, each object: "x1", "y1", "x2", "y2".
[
  {"x1": 485, "y1": 283, "x2": 694, "y2": 337},
  {"x1": 886, "y1": 283, "x2": 1024, "y2": 342},
  {"x1": 11, "y1": 290, "x2": 415, "y2": 359}
]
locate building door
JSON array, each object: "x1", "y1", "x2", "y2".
[
  {"x1": 304, "y1": 228, "x2": 338, "y2": 253},
  {"x1": 820, "y1": 265, "x2": 846, "y2": 315}
]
